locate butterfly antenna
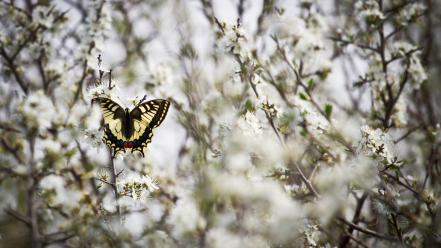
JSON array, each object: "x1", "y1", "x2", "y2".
[
  {"x1": 96, "y1": 54, "x2": 102, "y2": 84},
  {"x1": 139, "y1": 95, "x2": 147, "y2": 105},
  {"x1": 108, "y1": 69, "x2": 113, "y2": 89}
]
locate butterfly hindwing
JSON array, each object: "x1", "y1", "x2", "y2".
[
  {"x1": 103, "y1": 124, "x2": 125, "y2": 157},
  {"x1": 127, "y1": 99, "x2": 170, "y2": 156}
]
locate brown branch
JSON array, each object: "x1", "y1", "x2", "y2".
[
  {"x1": 27, "y1": 136, "x2": 41, "y2": 247},
  {"x1": 95, "y1": 177, "x2": 115, "y2": 187},
  {"x1": 345, "y1": 232, "x2": 369, "y2": 248},
  {"x1": 237, "y1": 0, "x2": 245, "y2": 20},
  {"x1": 272, "y1": 36, "x2": 328, "y2": 119},
  {"x1": 383, "y1": 60, "x2": 411, "y2": 128},
  {"x1": 339, "y1": 192, "x2": 368, "y2": 247},
  {"x1": 394, "y1": 125, "x2": 423, "y2": 144},
  {"x1": 293, "y1": 161, "x2": 321, "y2": 198},
  {"x1": 0, "y1": 137, "x2": 25, "y2": 164},
  {"x1": 338, "y1": 217, "x2": 398, "y2": 242},
  {"x1": 108, "y1": 149, "x2": 120, "y2": 217},
  {"x1": 5, "y1": 208, "x2": 31, "y2": 227},
  {"x1": 329, "y1": 36, "x2": 379, "y2": 53},
  {"x1": 0, "y1": 47, "x2": 29, "y2": 94}
]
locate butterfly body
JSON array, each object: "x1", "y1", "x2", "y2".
[
  {"x1": 92, "y1": 96, "x2": 170, "y2": 157},
  {"x1": 122, "y1": 108, "x2": 133, "y2": 139}
]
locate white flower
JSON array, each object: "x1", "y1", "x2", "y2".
[
  {"x1": 85, "y1": 81, "x2": 121, "y2": 102},
  {"x1": 391, "y1": 42, "x2": 427, "y2": 88},
  {"x1": 34, "y1": 138, "x2": 63, "y2": 169},
  {"x1": 360, "y1": 125, "x2": 395, "y2": 164},
  {"x1": 312, "y1": 156, "x2": 377, "y2": 223},
  {"x1": 32, "y1": 6, "x2": 55, "y2": 29},
  {"x1": 84, "y1": 104, "x2": 103, "y2": 130},
  {"x1": 269, "y1": 15, "x2": 306, "y2": 41},
  {"x1": 83, "y1": 128, "x2": 104, "y2": 147},
  {"x1": 397, "y1": 3, "x2": 426, "y2": 26},
  {"x1": 356, "y1": 0, "x2": 384, "y2": 24},
  {"x1": 303, "y1": 224, "x2": 321, "y2": 247},
  {"x1": 118, "y1": 173, "x2": 160, "y2": 201},
  {"x1": 39, "y1": 175, "x2": 81, "y2": 208},
  {"x1": 206, "y1": 228, "x2": 268, "y2": 248},
  {"x1": 408, "y1": 55, "x2": 427, "y2": 89},
  {"x1": 392, "y1": 41, "x2": 417, "y2": 57},
  {"x1": 148, "y1": 62, "x2": 175, "y2": 86},
  {"x1": 392, "y1": 96, "x2": 408, "y2": 127},
  {"x1": 19, "y1": 90, "x2": 56, "y2": 131},
  {"x1": 216, "y1": 22, "x2": 252, "y2": 60},
  {"x1": 167, "y1": 197, "x2": 206, "y2": 239},
  {"x1": 209, "y1": 172, "x2": 304, "y2": 243},
  {"x1": 237, "y1": 111, "x2": 263, "y2": 136},
  {"x1": 296, "y1": 98, "x2": 330, "y2": 134}
]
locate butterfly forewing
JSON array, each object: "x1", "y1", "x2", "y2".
[
  {"x1": 129, "y1": 99, "x2": 170, "y2": 140},
  {"x1": 93, "y1": 97, "x2": 127, "y2": 141}
]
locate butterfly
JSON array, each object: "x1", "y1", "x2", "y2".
[{"x1": 92, "y1": 96, "x2": 170, "y2": 157}]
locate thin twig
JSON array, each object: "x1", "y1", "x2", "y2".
[
  {"x1": 0, "y1": 47, "x2": 29, "y2": 94},
  {"x1": 338, "y1": 217, "x2": 398, "y2": 242},
  {"x1": 27, "y1": 136, "x2": 40, "y2": 247},
  {"x1": 5, "y1": 208, "x2": 31, "y2": 227},
  {"x1": 394, "y1": 125, "x2": 422, "y2": 144},
  {"x1": 339, "y1": 192, "x2": 368, "y2": 247},
  {"x1": 294, "y1": 162, "x2": 321, "y2": 198},
  {"x1": 108, "y1": 149, "x2": 120, "y2": 217}
]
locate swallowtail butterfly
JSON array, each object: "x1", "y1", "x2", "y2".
[{"x1": 92, "y1": 97, "x2": 170, "y2": 157}]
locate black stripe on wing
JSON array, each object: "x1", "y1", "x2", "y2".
[
  {"x1": 130, "y1": 99, "x2": 170, "y2": 129},
  {"x1": 103, "y1": 124, "x2": 125, "y2": 157},
  {"x1": 92, "y1": 97, "x2": 125, "y2": 124}
]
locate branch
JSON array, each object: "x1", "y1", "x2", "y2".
[
  {"x1": 108, "y1": 149, "x2": 120, "y2": 217},
  {"x1": 5, "y1": 208, "x2": 31, "y2": 227},
  {"x1": 0, "y1": 47, "x2": 29, "y2": 94},
  {"x1": 338, "y1": 217, "x2": 399, "y2": 242},
  {"x1": 272, "y1": 36, "x2": 328, "y2": 119},
  {"x1": 339, "y1": 192, "x2": 368, "y2": 247},
  {"x1": 292, "y1": 161, "x2": 321, "y2": 198},
  {"x1": 27, "y1": 136, "x2": 40, "y2": 247}
]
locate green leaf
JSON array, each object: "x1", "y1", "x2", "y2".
[
  {"x1": 277, "y1": 112, "x2": 296, "y2": 135},
  {"x1": 307, "y1": 79, "x2": 315, "y2": 89},
  {"x1": 299, "y1": 92, "x2": 309, "y2": 100},
  {"x1": 240, "y1": 99, "x2": 255, "y2": 115},
  {"x1": 324, "y1": 103, "x2": 333, "y2": 119}
]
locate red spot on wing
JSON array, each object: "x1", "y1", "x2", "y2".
[{"x1": 124, "y1": 142, "x2": 134, "y2": 149}]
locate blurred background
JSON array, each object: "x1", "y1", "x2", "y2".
[{"x1": 0, "y1": 0, "x2": 440, "y2": 247}]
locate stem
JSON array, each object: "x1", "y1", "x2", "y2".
[
  {"x1": 108, "y1": 149, "x2": 120, "y2": 217},
  {"x1": 0, "y1": 47, "x2": 29, "y2": 95},
  {"x1": 338, "y1": 217, "x2": 398, "y2": 242},
  {"x1": 27, "y1": 136, "x2": 40, "y2": 248},
  {"x1": 338, "y1": 192, "x2": 368, "y2": 247}
]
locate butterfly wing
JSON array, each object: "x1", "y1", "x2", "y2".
[
  {"x1": 128, "y1": 99, "x2": 170, "y2": 156},
  {"x1": 92, "y1": 97, "x2": 128, "y2": 156},
  {"x1": 92, "y1": 97, "x2": 125, "y2": 131}
]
